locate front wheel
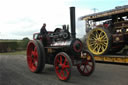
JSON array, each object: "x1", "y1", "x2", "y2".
[
  {"x1": 77, "y1": 51, "x2": 95, "y2": 76},
  {"x1": 54, "y1": 52, "x2": 72, "y2": 81}
]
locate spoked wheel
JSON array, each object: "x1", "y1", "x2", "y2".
[
  {"x1": 27, "y1": 40, "x2": 45, "y2": 73},
  {"x1": 77, "y1": 51, "x2": 95, "y2": 76},
  {"x1": 54, "y1": 52, "x2": 72, "y2": 81},
  {"x1": 87, "y1": 28, "x2": 111, "y2": 55}
]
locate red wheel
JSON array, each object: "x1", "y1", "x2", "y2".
[
  {"x1": 77, "y1": 51, "x2": 95, "y2": 76},
  {"x1": 54, "y1": 52, "x2": 72, "y2": 81},
  {"x1": 27, "y1": 40, "x2": 45, "y2": 73}
]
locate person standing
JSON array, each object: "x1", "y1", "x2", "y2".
[
  {"x1": 40, "y1": 23, "x2": 47, "y2": 36},
  {"x1": 40, "y1": 23, "x2": 48, "y2": 45}
]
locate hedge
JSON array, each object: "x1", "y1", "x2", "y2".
[{"x1": 0, "y1": 38, "x2": 30, "y2": 52}]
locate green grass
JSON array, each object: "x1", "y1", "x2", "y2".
[
  {"x1": 0, "y1": 50, "x2": 26, "y2": 55},
  {"x1": 0, "y1": 40, "x2": 22, "y2": 42}
]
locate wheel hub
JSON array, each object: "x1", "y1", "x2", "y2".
[
  {"x1": 58, "y1": 64, "x2": 66, "y2": 70},
  {"x1": 96, "y1": 38, "x2": 102, "y2": 44},
  {"x1": 31, "y1": 55, "x2": 34, "y2": 58}
]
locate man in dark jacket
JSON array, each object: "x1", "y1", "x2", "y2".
[
  {"x1": 40, "y1": 23, "x2": 47, "y2": 36},
  {"x1": 40, "y1": 23, "x2": 48, "y2": 45}
]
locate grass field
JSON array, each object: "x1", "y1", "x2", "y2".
[
  {"x1": 0, "y1": 50, "x2": 26, "y2": 55},
  {"x1": 0, "y1": 39, "x2": 22, "y2": 42}
]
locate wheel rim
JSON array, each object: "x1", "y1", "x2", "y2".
[
  {"x1": 77, "y1": 52, "x2": 94, "y2": 76},
  {"x1": 87, "y1": 28, "x2": 109, "y2": 55},
  {"x1": 27, "y1": 42, "x2": 38, "y2": 72},
  {"x1": 54, "y1": 53, "x2": 71, "y2": 81}
]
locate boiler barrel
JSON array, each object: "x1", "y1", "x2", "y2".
[{"x1": 50, "y1": 39, "x2": 82, "y2": 54}]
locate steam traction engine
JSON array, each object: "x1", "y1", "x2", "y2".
[{"x1": 26, "y1": 7, "x2": 95, "y2": 81}]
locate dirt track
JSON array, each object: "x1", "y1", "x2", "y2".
[{"x1": 0, "y1": 55, "x2": 128, "y2": 85}]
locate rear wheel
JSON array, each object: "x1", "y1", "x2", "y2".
[
  {"x1": 77, "y1": 51, "x2": 95, "y2": 76},
  {"x1": 86, "y1": 28, "x2": 112, "y2": 55},
  {"x1": 27, "y1": 40, "x2": 45, "y2": 73},
  {"x1": 54, "y1": 52, "x2": 72, "y2": 81}
]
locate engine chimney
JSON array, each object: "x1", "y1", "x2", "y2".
[{"x1": 70, "y1": 7, "x2": 76, "y2": 39}]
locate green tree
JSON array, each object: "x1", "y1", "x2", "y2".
[{"x1": 22, "y1": 37, "x2": 30, "y2": 49}]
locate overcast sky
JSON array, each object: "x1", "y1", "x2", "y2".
[{"x1": 0, "y1": 0, "x2": 127, "y2": 39}]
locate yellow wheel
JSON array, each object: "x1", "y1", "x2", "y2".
[{"x1": 86, "y1": 28, "x2": 111, "y2": 55}]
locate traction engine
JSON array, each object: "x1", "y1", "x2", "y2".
[{"x1": 27, "y1": 7, "x2": 95, "y2": 81}]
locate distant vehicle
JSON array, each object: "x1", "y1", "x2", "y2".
[{"x1": 81, "y1": 5, "x2": 128, "y2": 55}]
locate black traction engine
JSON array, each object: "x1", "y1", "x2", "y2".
[{"x1": 26, "y1": 7, "x2": 95, "y2": 81}]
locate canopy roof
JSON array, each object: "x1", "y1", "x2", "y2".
[{"x1": 80, "y1": 5, "x2": 128, "y2": 21}]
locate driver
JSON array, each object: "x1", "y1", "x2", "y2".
[
  {"x1": 40, "y1": 23, "x2": 48, "y2": 36},
  {"x1": 40, "y1": 23, "x2": 48, "y2": 45}
]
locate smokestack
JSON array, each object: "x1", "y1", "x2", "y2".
[{"x1": 70, "y1": 7, "x2": 76, "y2": 39}]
